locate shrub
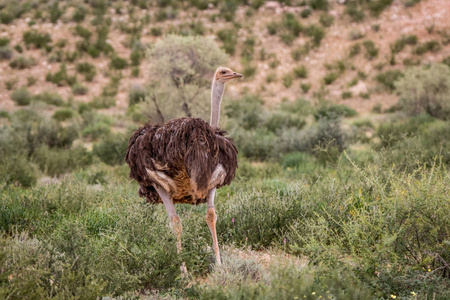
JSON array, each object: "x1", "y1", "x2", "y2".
[
  {"x1": 27, "y1": 76, "x2": 37, "y2": 86},
  {"x1": 349, "y1": 43, "x2": 361, "y2": 57},
  {"x1": 217, "y1": 28, "x2": 237, "y2": 55},
  {"x1": 33, "y1": 145, "x2": 93, "y2": 176},
  {"x1": 282, "y1": 13, "x2": 302, "y2": 36},
  {"x1": 0, "y1": 11, "x2": 14, "y2": 24},
  {"x1": 23, "y1": 30, "x2": 52, "y2": 49},
  {"x1": 72, "y1": 83, "x2": 89, "y2": 95},
  {"x1": 414, "y1": 40, "x2": 441, "y2": 55},
  {"x1": 314, "y1": 101, "x2": 357, "y2": 120},
  {"x1": 128, "y1": 84, "x2": 146, "y2": 106},
  {"x1": 319, "y1": 13, "x2": 334, "y2": 27},
  {"x1": 323, "y1": 72, "x2": 339, "y2": 85},
  {"x1": 305, "y1": 24, "x2": 325, "y2": 46},
  {"x1": 282, "y1": 73, "x2": 293, "y2": 88},
  {"x1": 5, "y1": 78, "x2": 17, "y2": 90},
  {"x1": 395, "y1": 64, "x2": 450, "y2": 119},
  {"x1": 293, "y1": 65, "x2": 308, "y2": 78},
  {"x1": 72, "y1": 6, "x2": 87, "y2": 22},
  {"x1": 0, "y1": 155, "x2": 37, "y2": 187},
  {"x1": 0, "y1": 37, "x2": 9, "y2": 47},
  {"x1": 130, "y1": 49, "x2": 142, "y2": 66},
  {"x1": 49, "y1": 2, "x2": 62, "y2": 23},
  {"x1": 363, "y1": 40, "x2": 379, "y2": 60},
  {"x1": 301, "y1": 8, "x2": 312, "y2": 18},
  {"x1": 75, "y1": 25, "x2": 92, "y2": 40},
  {"x1": 10, "y1": 88, "x2": 32, "y2": 105},
  {"x1": 33, "y1": 92, "x2": 64, "y2": 106},
  {"x1": 391, "y1": 34, "x2": 418, "y2": 53},
  {"x1": 375, "y1": 70, "x2": 404, "y2": 91},
  {"x1": 53, "y1": 109, "x2": 77, "y2": 121},
  {"x1": 300, "y1": 83, "x2": 311, "y2": 93},
  {"x1": 9, "y1": 55, "x2": 35, "y2": 69},
  {"x1": 76, "y1": 62, "x2": 97, "y2": 81},
  {"x1": 89, "y1": 97, "x2": 116, "y2": 109},
  {"x1": 341, "y1": 91, "x2": 352, "y2": 99},
  {"x1": 109, "y1": 56, "x2": 128, "y2": 70},
  {"x1": 345, "y1": 3, "x2": 365, "y2": 22},
  {"x1": 150, "y1": 27, "x2": 163, "y2": 36},
  {"x1": 46, "y1": 64, "x2": 77, "y2": 86},
  {"x1": 93, "y1": 133, "x2": 129, "y2": 165},
  {"x1": 0, "y1": 46, "x2": 12, "y2": 60}
]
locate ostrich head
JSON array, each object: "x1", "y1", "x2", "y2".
[{"x1": 214, "y1": 67, "x2": 243, "y2": 83}]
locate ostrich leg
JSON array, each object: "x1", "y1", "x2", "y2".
[
  {"x1": 154, "y1": 185, "x2": 188, "y2": 274},
  {"x1": 206, "y1": 188, "x2": 222, "y2": 265}
]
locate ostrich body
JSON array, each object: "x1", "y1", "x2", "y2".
[{"x1": 125, "y1": 67, "x2": 242, "y2": 268}]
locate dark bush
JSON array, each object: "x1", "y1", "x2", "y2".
[
  {"x1": 93, "y1": 133, "x2": 129, "y2": 165},
  {"x1": 375, "y1": 70, "x2": 404, "y2": 91},
  {"x1": 314, "y1": 101, "x2": 357, "y2": 120},
  {"x1": 109, "y1": 56, "x2": 128, "y2": 69},
  {"x1": 0, "y1": 46, "x2": 12, "y2": 60},
  {"x1": 23, "y1": 30, "x2": 52, "y2": 49},
  {"x1": 33, "y1": 92, "x2": 64, "y2": 106},
  {"x1": 53, "y1": 109, "x2": 77, "y2": 121},
  {"x1": 76, "y1": 62, "x2": 97, "y2": 81},
  {"x1": 33, "y1": 145, "x2": 93, "y2": 176},
  {"x1": 10, "y1": 88, "x2": 32, "y2": 105},
  {"x1": 9, "y1": 55, "x2": 36, "y2": 69}
]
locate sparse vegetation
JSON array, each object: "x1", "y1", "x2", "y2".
[{"x1": 1, "y1": 2, "x2": 450, "y2": 298}]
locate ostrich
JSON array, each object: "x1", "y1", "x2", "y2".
[{"x1": 125, "y1": 67, "x2": 242, "y2": 270}]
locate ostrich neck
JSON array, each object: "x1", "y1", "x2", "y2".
[{"x1": 210, "y1": 80, "x2": 225, "y2": 128}]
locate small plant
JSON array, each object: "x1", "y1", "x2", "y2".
[
  {"x1": 53, "y1": 108, "x2": 77, "y2": 121},
  {"x1": 151, "y1": 27, "x2": 163, "y2": 36},
  {"x1": 323, "y1": 72, "x2": 339, "y2": 85},
  {"x1": 23, "y1": 30, "x2": 52, "y2": 49},
  {"x1": 362, "y1": 40, "x2": 379, "y2": 60},
  {"x1": 309, "y1": 0, "x2": 329, "y2": 10},
  {"x1": 280, "y1": 32, "x2": 295, "y2": 46},
  {"x1": 33, "y1": 92, "x2": 64, "y2": 106},
  {"x1": 46, "y1": 64, "x2": 77, "y2": 86},
  {"x1": 376, "y1": 70, "x2": 404, "y2": 91},
  {"x1": 267, "y1": 22, "x2": 278, "y2": 35},
  {"x1": 349, "y1": 43, "x2": 361, "y2": 57},
  {"x1": 243, "y1": 64, "x2": 257, "y2": 78},
  {"x1": 341, "y1": 91, "x2": 352, "y2": 99},
  {"x1": 282, "y1": 73, "x2": 293, "y2": 88},
  {"x1": 391, "y1": 35, "x2": 418, "y2": 53},
  {"x1": 306, "y1": 25, "x2": 325, "y2": 46},
  {"x1": 128, "y1": 84, "x2": 146, "y2": 106},
  {"x1": 11, "y1": 88, "x2": 32, "y2": 105},
  {"x1": 9, "y1": 55, "x2": 36, "y2": 69},
  {"x1": 217, "y1": 28, "x2": 237, "y2": 55},
  {"x1": 301, "y1": 83, "x2": 311, "y2": 93},
  {"x1": 89, "y1": 96, "x2": 116, "y2": 109},
  {"x1": 49, "y1": 2, "x2": 62, "y2": 23},
  {"x1": 72, "y1": 6, "x2": 87, "y2": 22},
  {"x1": 265, "y1": 73, "x2": 277, "y2": 83},
  {"x1": 72, "y1": 83, "x2": 89, "y2": 95},
  {"x1": 76, "y1": 62, "x2": 97, "y2": 82},
  {"x1": 131, "y1": 66, "x2": 140, "y2": 77},
  {"x1": 293, "y1": 65, "x2": 308, "y2": 78},
  {"x1": 301, "y1": 8, "x2": 312, "y2": 18},
  {"x1": 0, "y1": 37, "x2": 10, "y2": 47},
  {"x1": 319, "y1": 13, "x2": 334, "y2": 27},
  {"x1": 345, "y1": 3, "x2": 365, "y2": 22},
  {"x1": 75, "y1": 25, "x2": 92, "y2": 40},
  {"x1": 414, "y1": 40, "x2": 441, "y2": 55},
  {"x1": 5, "y1": 78, "x2": 18, "y2": 90},
  {"x1": 130, "y1": 49, "x2": 142, "y2": 66},
  {"x1": 291, "y1": 44, "x2": 310, "y2": 61}
]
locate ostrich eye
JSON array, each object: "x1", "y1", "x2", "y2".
[{"x1": 221, "y1": 71, "x2": 226, "y2": 74}]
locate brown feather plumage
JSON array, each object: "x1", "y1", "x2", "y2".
[{"x1": 125, "y1": 118, "x2": 238, "y2": 204}]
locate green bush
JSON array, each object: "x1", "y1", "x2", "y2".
[
  {"x1": 293, "y1": 65, "x2": 308, "y2": 78},
  {"x1": 391, "y1": 35, "x2": 418, "y2": 53},
  {"x1": 10, "y1": 88, "x2": 32, "y2": 105},
  {"x1": 46, "y1": 64, "x2": 77, "y2": 86},
  {"x1": 375, "y1": 70, "x2": 404, "y2": 91},
  {"x1": 76, "y1": 62, "x2": 97, "y2": 81},
  {"x1": 72, "y1": 83, "x2": 89, "y2": 95},
  {"x1": 323, "y1": 72, "x2": 339, "y2": 85},
  {"x1": 128, "y1": 84, "x2": 146, "y2": 106},
  {"x1": 33, "y1": 92, "x2": 64, "y2": 106},
  {"x1": 363, "y1": 40, "x2": 379, "y2": 60},
  {"x1": 109, "y1": 56, "x2": 128, "y2": 69},
  {"x1": 53, "y1": 109, "x2": 77, "y2": 121},
  {"x1": 305, "y1": 24, "x2": 325, "y2": 46},
  {"x1": 23, "y1": 30, "x2": 52, "y2": 49},
  {"x1": 0, "y1": 155, "x2": 37, "y2": 187},
  {"x1": 93, "y1": 133, "x2": 129, "y2": 165},
  {"x1": 33, "y1": 145, "x2": 93, "y2": 176},
  {"x1": 9, "y1": 55, "x2": 35, "y2": 69},
  {"x1": 300, "y1": 83, "x2": 311, "y2": 93},
  {"x1": 314, "y1": 101, "x2": 357, "y2": 120},
  {"x1": 217, "y1": 28, "x2": 238, "y2": 55},
  {"x1": 414, "y1": 40, "x2": 441, "y2": 55},
  {"x1": 72, "y1": 6, "x2": 87, "y2": 22},
  {"x1": 395, "y1": 64, "x2": 450, "y2": 119},
  {"x1": 0, "y1": 46, "x2": 12, "y2": 60},
  {"x1": 282, "y1": 73, "x2": 293, "y2": 87}
]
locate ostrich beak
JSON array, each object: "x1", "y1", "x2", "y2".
[{"x1": 232, "y1": 72, "x2": 243, "y2": 78}]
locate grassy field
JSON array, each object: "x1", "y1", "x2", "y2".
[{"x1": 1, "y1": 0, "x2": 450, "y2": 299}]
